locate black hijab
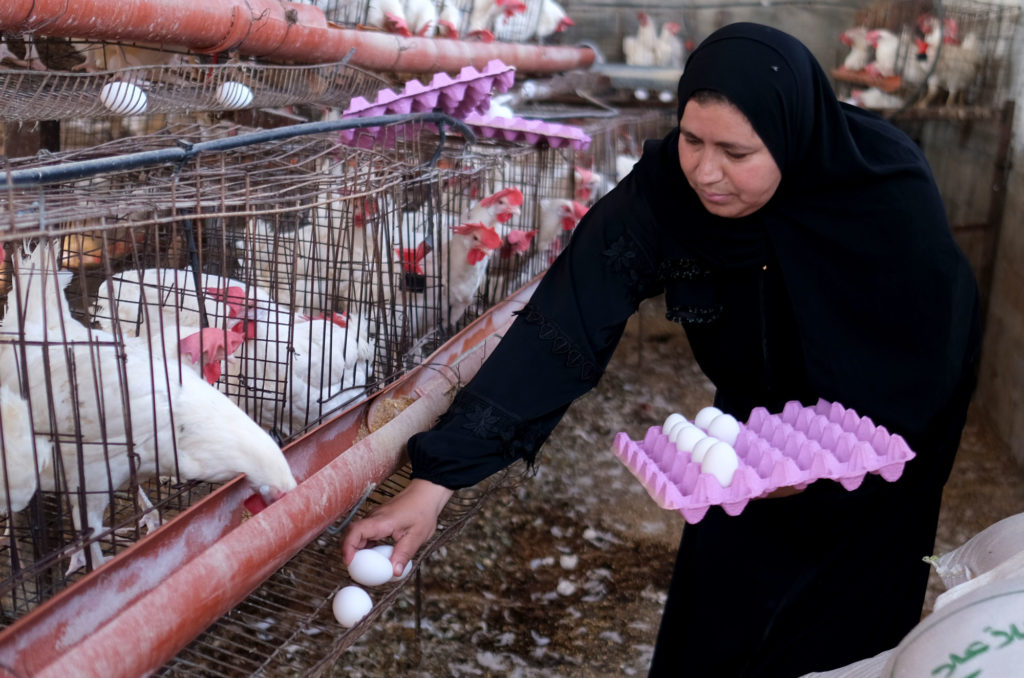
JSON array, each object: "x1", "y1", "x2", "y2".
[{"x1": 637, "y1": 22, "x2": 979, "y2": 437}]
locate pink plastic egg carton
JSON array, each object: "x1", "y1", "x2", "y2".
[
  {"x1": 461, "y1": 112, "x2": 591, "y2": 150},
  {"x1": 612, "y1": 399, "x2": 916, "y2": 523},
  {"x1": 338, "y1": 60, "x2": 515, "y2": 144}
]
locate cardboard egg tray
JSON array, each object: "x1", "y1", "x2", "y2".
[
  {"x1": 611, "y1": 399, "x2": 916, "y2": 523},
  {"x1": 461, "y1": 112, "x2": 592, "y2": 150},
  {"x1": 338, "y1": 60, "x2": 589, "y2": 150}
]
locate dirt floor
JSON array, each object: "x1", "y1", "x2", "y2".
[{"x1": 332, "y1": 296, "x2": 1024, "y2": 677}]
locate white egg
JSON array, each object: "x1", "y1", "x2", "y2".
[
  {"x1": 707, "y1": 413, "x2": 741, "y2": 446},
  {"x1": 694, "y1": 406, "x2": 724, "y2": 430},
  {"x1": 99, "y1": 81, "x2": 148, "y2": 116},
  {"x1": 701, "y1": 441, "x2": 739, "y2": 487},
  {"x1": 662, "y1": 413, "x2": 688, "y2": 434},
  {"x1": 690, "y1": 436, "x2": 719, "y2": 464},
  {"x1": 333, "y1": 585, "x2": 373, "y2": 627},
  {"x1": 670, "y1": 424, "x2": 706, "y2": 453},
  {"x1": 348, "y1": 548, "x2": 394, "y2": 586},
  {"x1": 216, "y1": 80, "x2": 254, "y2": 109},
  {"x1": 370, "y1": 544, "x2": 413, "y2": 582},
  {"x1": 664, "y1": 417, "x2": 690, "y2": 441}
]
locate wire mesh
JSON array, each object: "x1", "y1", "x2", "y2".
[
  {"x1": 0, "y1": 97, "x2": 627, "y2": 666},
  {"x1": 0, "y1": 57, "x2": 389, "y2": 124},
  {"x1": 155, "y1": 463, "x2": 527, "y2": 677},
  {"x1": 0, "y1": 116, "x2": 503, "y2": 624}
]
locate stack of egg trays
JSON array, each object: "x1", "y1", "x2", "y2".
[{"x1": 611, "y1": 399, "x2": 916, "y2": 523}]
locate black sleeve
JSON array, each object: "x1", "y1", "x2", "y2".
[{"x1": 408, "y1": 175, "x2": 664, "y2": 489}]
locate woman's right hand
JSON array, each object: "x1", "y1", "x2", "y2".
[{"x1": 341, "y1": 478, "x2": 454, "y2": 578}]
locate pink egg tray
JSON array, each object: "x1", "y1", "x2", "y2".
[
  {"x1": 338, "y1": 60, "x2": 515, "y2": 144},
  {"x1": 461, "y1": 112, "x2": 591, "y2": 150},
  {"x1": 612, "y1": 399, "x2": 916, "y2": 523}
]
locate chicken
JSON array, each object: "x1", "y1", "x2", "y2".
[
  {"x1": 366, "y1": 0, "x2": 412, "y2": 37},
  {"x1": 839, "y1": 26, "x2": 873, "y2": 72},
  {"x1": 93, "y1": 268, "x2": 251, "y2": 383},
  {"x1": 436, "y1": 0, "x2": 464, "y2": 38},
  {"x1": 398, "y1": 222, "x2": 503, "y2": 336},
  {"x1": 848, "y1": 86, "x2": 906, "y2": 109},
  {"x1": 920, "y1": 32, "x2": 982, "y2": 107},
  {"x1": 224, "y1": 305, "x2": 377, "y2": 438},
  {"x1": 464, "y1": 187, "x2": 524, "y2": 231},
  {"x1": 3, "y1": 241, "x2": 296, "y2": 574},
  {"x1": 95, "y1": 267, "x2": 376, "y2": 439},
  {"x1": 403, "y1": 0, "x2": 438, "y2": 37},
  {"x1": 533, "y1": 0, "x2": 574, "y2": 42},
  {"x1": 0, "y1": 33, "x2": 46, "y2": 71},
  {"x1": 536, "y1": 198, "x2": 587, "y2": 265},
  {"x1": 0, "y1": 384, "x2": 52, "y2": 516},
  {"x1": 654, "y1": 21, "x2": 685, "y2": 69},
  {"x1": 863, "y1": 28, "x2": 900, "y2": 78},
  {"x1": 623, "y1": 12, "x2": 658, "y2": 66},
  {"x1": 467, "y1": 0, "x2": 528, "y2": 42}
]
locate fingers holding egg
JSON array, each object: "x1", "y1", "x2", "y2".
[
  {"x1": 370, "y1": 544, "x2": 414, "y2": 582},
  {"x1": 348, "y1": 548, "x2": 395, "y2": 587}
]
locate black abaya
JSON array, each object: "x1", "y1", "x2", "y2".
[{"x1": 407, "y1": 22, "x2": 982, "y2": 677}]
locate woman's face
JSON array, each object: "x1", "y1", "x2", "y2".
[{"x1": 678, "y1": 99, "x2": 782, "y2": 218}]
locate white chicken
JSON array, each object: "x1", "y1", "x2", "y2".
[
  {"x1": 533, "y1": 0, "x2": 574, "y2": 42},
  {"x1": 535, "y1": 198, "x2": 587, "y2": 266},
  {"x1": 2, "y1": 241, "x2": 296, "y2": 574},
  {"x1": 94, "y1": 268, "x2": 376, "y2": 440},
  {"x1": 839, "y1": 26, "x2": 873, "y2": 72},
  {"x1": 921, "y1": 32, "x2": 981, "y2": 107},
  {"x1": 0, "y1": 384, "x2": 52, "y2": 516},
  {"x1": 436, "y1": 0, "x2": 464, "y2": 38},
  {"x1": 864, "y1": 28, "x2": 900, "y2": 78},
  {"x1": 467, "y1": 0, "x2": 528, "y2": 42},
  {"x1": 366, "y1": 0, "x2": 412, "y2": 37},
  {"x1": 403, "y1": 0, "x2": 439, "y2": 37},
  {"x1": 623, "y1": 12, "x2": 658, "y2": 67},
  {"x1": 653, "y1": 20, "x2": 685, "y2": 69},
  {"x1": 398, "y1": 222, "x2": 503, "y2": 337}
]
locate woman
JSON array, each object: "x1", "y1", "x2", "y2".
[{"x1": 342, "y1": 23, "x2": 981, "y2": 676}]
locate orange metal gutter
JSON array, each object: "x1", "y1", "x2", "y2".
[
  {"x1": 0, "y1": 277, "x2": 539, "y2": 677},
  {"x1": 0, "y1": 0, "x2": 596, "y2": 73}
]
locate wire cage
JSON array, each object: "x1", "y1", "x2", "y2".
[
  {"x1": 0, "y1": 55, "x2": 389, "y2": 125},
  {"x1": 0, "y1": 114, "x2": 503, "y2": 625},
  {"x1": 306, "y1": 0, "x2": 477, "y2": 38},
  {"x1": 832, "y1": 0, "x2": 1021, "y2": 113}
]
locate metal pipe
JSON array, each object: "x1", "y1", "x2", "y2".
[
  {"x1": 0, "y1": 0, "x2": 595, "y2": 74},
  {"x1": 0, "y1": 276, "x2": 539, "y2": 677}
]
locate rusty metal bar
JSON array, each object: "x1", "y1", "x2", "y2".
[{"x1": 0, "y1": 0, "x2": 596, "y2": 74}]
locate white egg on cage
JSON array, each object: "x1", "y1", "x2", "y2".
[
  {"x1": 333, "y1": 585, "x2": 373, "y2": 627},
  {"x1": 99, "y1": 81, "x2": 148, "y2": 116},
  {"x1": 216, "y1": 80, "x2": 254, "y2": 109}
]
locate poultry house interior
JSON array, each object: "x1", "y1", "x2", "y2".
[{"x1": 1, "y1": 0, "x2": 1023, "y2": 674}]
